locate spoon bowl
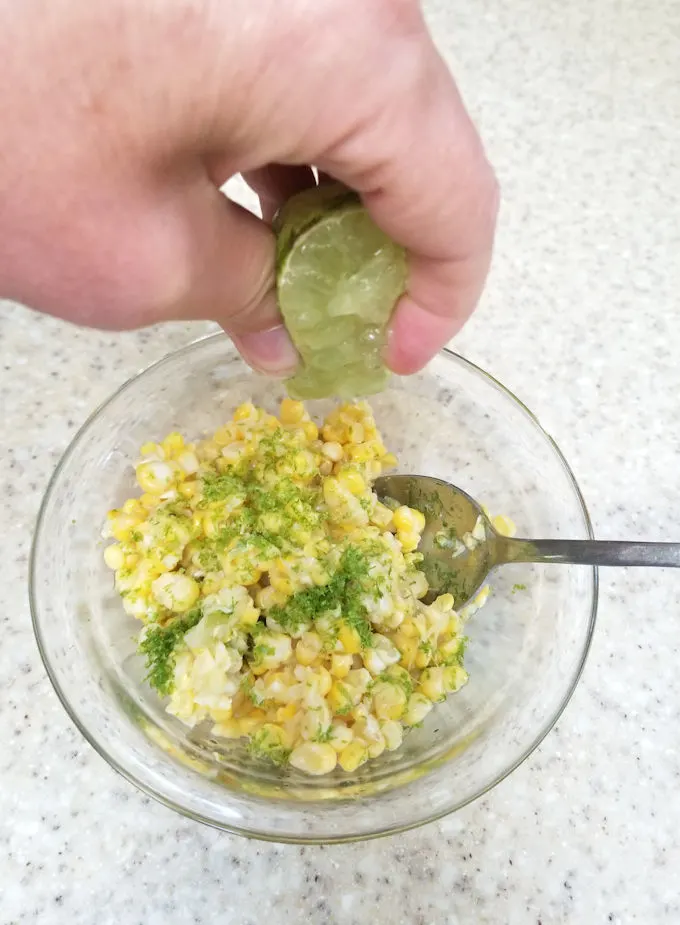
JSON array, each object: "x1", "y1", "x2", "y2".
[{"x1": 375, "y1": 473, "x2": 680, "y2": 607}]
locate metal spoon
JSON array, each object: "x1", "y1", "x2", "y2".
[{"x1": 375, "y1": 474, "x2": 680, "y2": 607}]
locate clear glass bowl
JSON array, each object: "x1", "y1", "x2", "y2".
[{"x1": 30, "y1": 334, "x2": 597, "y2": 843}]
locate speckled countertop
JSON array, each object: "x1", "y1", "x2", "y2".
[{"x1": 1, "y1": 1, "x2": 679, "y2": 922}]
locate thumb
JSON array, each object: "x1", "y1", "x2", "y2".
[{"x1": 168, "y1": 177, "x2": 298, "y2": 376}]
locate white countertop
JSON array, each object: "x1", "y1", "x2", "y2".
[{"x1": 1, "y1": 1, "x2": 679, "y2": 921}]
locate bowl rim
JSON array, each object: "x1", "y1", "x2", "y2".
[{"x1": 29, "y1": 332, "x2": 598, "y2": 844}]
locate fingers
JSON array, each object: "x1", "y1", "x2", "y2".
[
  {"x1": 242, "y1": 163, "x2": 315, "y2": 222},
  {"x1": 317, "y1": 22, "x2": 499, "y2": 374},
  {"x1": 152, "y1": 176, "x2": 298, "y2": 375}
]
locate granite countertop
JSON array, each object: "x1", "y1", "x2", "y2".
[{"x1": 1, "y1": 1, "x2": 679, "y2": 922}]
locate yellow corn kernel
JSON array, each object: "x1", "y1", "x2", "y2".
[
  {"x1": 139, "y1": 493, "x2": 158, "y2": 512},
  {"x1": 370, "y1": 502, "x2": 394, "y2": 528},
  {"x1": 238, "y1": 711, "x2": 266, "y2": 734},
  {"x1": 276, "y1": 703, "x2": 298, "y2": 723},
  {"x1": 289, "y1": 742, "x2": 337, "y2": 775},
  {"x1": 209, "y1": 708, "x2": 233, "y2": 724},
  {"x1": 337, "y1": 468, "x2": 365, "y2": 495},
  {"x1": 239, "y1": 605, "x2": 260, "y2": 626},
  {"x1": 122, "y1": 498, "x2": 145, "y2": 517},
  {"x1": 233, "y1": 402, "x2": 255, "y2": 422},
  {"x1": 124, "y1": 553, "x2": 139, "y2": 568},
  {"x1": 151, "y1": 572, "x2": 200, "y2": 612},
  {"x1": 436, "y1": 593, "x2": 455, "y2": 612},
  {"x1": 371, "y1": 681, "x2": 407, "y2": 720},
  {"x1": 393, "y1": 505, "x2": 423, "y2": 533},
  {"x1": 309, "y1": 666, "x2": 332, "y2": 697},
  {"x1": 330, "y1": 653, "x2": 352, "y2": 679},
  {"x1": 348, "y1": 445, "x2": 372, "y2": 463},
  {"x1": 338, "y1": 625, "x2": 361, "y2": 655},
  {"x1": 110, "y1": 514, "x2": 142, "y2": 543},
  {"x1": 338, "y1": 740, "x2": 368, "y2": 773},
  {"x1": 178, "y1": 479, "x2": 199, "y2": 499},
  {"x1": 381, "y1": 453, "x2": 398, "y2": 470},
  {"x1": 279, "y1": 398, "x2": 305, "y2": 425},
  {"x1": 303, "y1": 421, "x2": 319, "y2": 441},
  {"x1": 418, "y1": 667, "x2": 446, "y2": 702},
  {"x1": 256, "y1": 586, "x2": 286, "y2": 610},
  {"x1": 270, "y1": 573, "x2": 294, "y2": 596},
  {"x1": 415, "y1": 649, "x2": 431, "y2": 670},
  {"x1": 197, "y1": 439, "x2": 220, "y2": 462},
  {"x1": 492, "y1": 514, "x2": 516, "y2": 537},
  {"x1": 399, "y1": 618, "x2": 418, "y2": 639},
  {"x1": 367, "y1": 735, "x2": 385, "y2": 759},
  {"x1": 403, "y1": 693, "x2": 434, "y2": 726},
  {"x1": 136, "y1": 460, "x2": 175, "y2": 494},
  {"x1": 328, "y1": 681, "x2": 353, "y2": 715},
  {"x1": 329, "y1": 723, "x2": 353, "y2": 752},
  {"x1": 321, "y1": 441, "x2": 343, "y2": 462},
  {"x1": 162, "y1": 432, "x2": 184, "y2": 455},
  {"x1": 381, "y1": 720, "x2": 403, "y2": 751},
  {"x1": 321, "y1": 423, "x2": 344, "y2": 443},
  {"x1": 140, "y1": 441, "x2": 160, "y2": 457},
  {"x1": 443, "y1": 665, "x2": 469, "y2": 693},
  {"x1": 397, "y1": 531, "x2": 420, "y2": 553},
  {"x1": 397, "y1": 636, "x2": 419, "y2": 669},
  {"x1": 103, "y1": 543, "x2": 125, "y2": 570},
  {"x1": 295, "y1": 632, "x2": 323, "y2": 666}
]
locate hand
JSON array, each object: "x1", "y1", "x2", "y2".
[{"x1": 0, "y1": 0, "x2": 498, "y2": 375}]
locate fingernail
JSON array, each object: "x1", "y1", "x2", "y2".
[{"x1": 233, "y1": 325, "x2": 299, "y2": 377}]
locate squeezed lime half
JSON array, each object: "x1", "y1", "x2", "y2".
[{"x1": 273, "y1": 182, "x2": 407, "y2": 400}]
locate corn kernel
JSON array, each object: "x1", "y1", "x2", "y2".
[
  {"x1": 381, "y1": 720, "x2": 403, "y2": 751},
  {"x1": 151, "y1": 572, "x2": 200, "y2": 612},
  {"x1": 418, "y1": 667, "x2": 446, "y2": 702},
  {"x1": 178, "y1": 479, "x2": 199, "y2": 499},
  {"x1": 381, "y1": 452, "x2": 398, "y2": 470},
  {"x1": 329, "y1": 723, "x2": 353, "y2": 752},
  {"x1": 367, "y1": 735, "x2": 385, "y2": 759},
  {"x1": 303, "y1": 421, "x2": 319, "y2": 441},
  {"x1": 279, "y1": 398, "x2": 305, "y2": 425},
  {"x1": 289, "y1": 742, "x2": 337, "y2": 775},
  {"x1": 371, "y1": 681, "x2": 407, "y2": 720},
  {"x1": 415, "y1": 649, "x2": 431, "y2": 670},
  {"x1": 397, "y1": 531, "x2": 420, "y2": 553},
  {"x1": 338, "y1": 625, "x2": 361, "y2": 655},
  {"x1": 321, "y1": 441, "x2": 343, "y2": 462},
  {"x1": 403, "y1": 693, "x2": 434, "y2": 726},
  {"x1": 140, "y1": 441, "x2": 159, "y2": 457},
  {"x1": 136, "y1": 460, "x2": 175, "y2": 494},
  {"x1": 234, "y1": 402, "x2": 255, "y2": 422},
  {"x1": 103, "y1": 544, "x2": 125, "y2": 570},
  {"x1": 492, "y1": 514, "x2": 516, "y2": 537},
  {"x1": 330, "y1": 653, "x2": 352, "y2": 679},
  {"x1": 338, "y1": 740, "x2": 368, "y2": 773},
  {"x1": 337, "y1": 468, "x2": 365, "y2": 495},
  {"x1": 328, "y1": 681, "x2": 353, "y2": 714},
  {"x1": 295, "y1": 632, "x2": 322, "y2": 666},
  {"x1": 162, "y1": 432, "x2": 184, "y2": 455},
  {"x1": 443, "y1": 665, "x2": 469, "y2": 693},
  {"x1": 436, "y1": 593, "x2": 455, "y2": 612},
  {"x1": 238, "y1": 713, "x2": 266, "y2": 735},
  {"x1": 276, "y1": 702, "x2": 298, "y2": 722}
]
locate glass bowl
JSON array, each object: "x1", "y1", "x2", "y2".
[{"x1": 30, "y1": 334, "x2": 597, "y2": 843}]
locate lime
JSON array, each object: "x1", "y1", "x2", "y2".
[{"x1": 273, "y1": 182, "x2": 407, "y2": 400}]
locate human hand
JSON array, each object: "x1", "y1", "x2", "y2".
[{"x1": 0, "y1": 0, "x2": 498, "y2": 375}]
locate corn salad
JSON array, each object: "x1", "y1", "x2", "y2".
[{"x1": 103, "y1": 399, "x2": 487, "y2": 776}]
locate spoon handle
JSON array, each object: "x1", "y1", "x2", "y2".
[{"x1": 497, "y1": 537, "x2": 680, "y2": 568}]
